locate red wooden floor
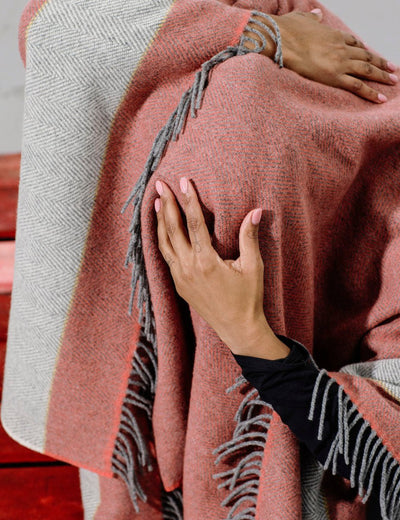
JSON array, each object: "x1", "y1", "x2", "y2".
[{"x1": 0, "y1": 154, "x2": 84, "y2": 519}]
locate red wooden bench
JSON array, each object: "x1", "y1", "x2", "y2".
[{"x1": 0, "y1": 154, "x2": 84, "y2": 519}]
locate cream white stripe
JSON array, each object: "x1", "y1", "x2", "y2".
[
  {"x1": 79, "y1": 467, "x2": 101, "y2": 520},
  {"x1": 1, "y1": 0, "x2": 174, "y2": 454}
]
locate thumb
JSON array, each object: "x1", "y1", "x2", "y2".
[
  {"x1": 238, "y1": 208, "x2": 263, "y2": 270},
  {"x1": 308, "y1": 8, "x2": 323, "y2": 22}
]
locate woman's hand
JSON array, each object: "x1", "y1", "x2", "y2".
[
  {"x1": 243, "y1": 9, "x2": 398, "y2": 104},
  {"x1": 154, "y1": 176, "x2": 290, "y2": 360}
]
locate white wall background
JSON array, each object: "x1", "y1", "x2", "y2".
[{"x1": 1, "y1": 0, "x2": 399, "y2": 154}]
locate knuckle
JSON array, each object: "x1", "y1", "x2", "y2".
[
  {"x1": 196, "y1": 254, "x2": 215, "y2": 275},
  {"x1": 352, "y1": 78, "x2": 364, "y2": 92},
  {"x1": 246, "y1": 228, "x2": 259, "y2": 240},
  {"x1": 193, "y1": 240, "x2": 203, "y2": 254},
  {"x1": 364, "y1": 62, "x2": 373, "y2": 75},
  {"x1": 166, "y1": 221, "x2": 177, "y2": 237},
  {"x1": 365, "y1": 50, "x2": 373, "y2": 63},
  {"x1": 164, "y1": 254, "x2": 176, "y2": 269},
  {"x1": 180, "y1": 263, "x2": 193, "y2": 282},
  {"x1": 187, "y1": 216, "x2": 200, "y2": 233},
  {"x1": 348, "y1": 34, "x2": 357, "y2": 45}
]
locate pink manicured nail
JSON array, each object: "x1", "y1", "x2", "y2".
[
  {"x1": 155, "y1": 180, "x2": 163, "y2": 196},
  {"x1": 180, "y1": 177, "x2": 188, "y2": 194},
  {"x1": 310, "y1": 8, "x2": 322, "y2": 14},
  {"x1": 389, "y1": 73, "x2": 399, "y2": 83},
  {"x1": 251, "y1": 208, "x2": 262, "y2": 225},
  {"x1": 155, "y1": 198, "x2": 161, "y2": 212},
  {"x1": 387, "y1": 61, "x2": 397, "y2": 72},
  {"x1": 378, "y1": 93, "x2": 388, "y2": 103}
]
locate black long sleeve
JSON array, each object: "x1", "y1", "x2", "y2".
[{"x1": 231, "y1": 334, "x2": 398, "y2": 519}]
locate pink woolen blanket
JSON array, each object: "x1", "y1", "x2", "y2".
[{"x1": 2, "y1": 0, "x2": 400, "y2": 518}]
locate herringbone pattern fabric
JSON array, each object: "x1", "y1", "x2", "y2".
[{"x1": 2, "y1": 0, "x2": 400, "y2": 518}]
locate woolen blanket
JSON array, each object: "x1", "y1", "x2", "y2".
[{"x1": 2, "y1": 0, "x2": 400, "y2": 518}]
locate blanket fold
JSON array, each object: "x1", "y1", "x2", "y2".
[{"x1": 2, "y1": 0, "x2": 400, "y2": 518}]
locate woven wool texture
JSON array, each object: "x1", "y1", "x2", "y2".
[{"x1": 2, "y1": 0, "x2": 400, "y2": 518}]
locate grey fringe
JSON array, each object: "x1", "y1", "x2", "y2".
[
  {"x1": 161, "y1": 488, "x2": 184, "y2": 520},
  {"x1": 212, "y1": 375, "x2": 274, "y2": 519},
  {"x1": 111, "y1": 324, "x2": 157, "y2": 513},
  {"x1": 114, "y1": 10, "x2": 283, "y2": 516},
  {"x1": 308, "y1": 369, "x2": 400, "y2": 520}
]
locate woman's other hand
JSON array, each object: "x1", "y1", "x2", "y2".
[
  {"x1": 243, "y1": 9, "x2": 398, "y2": 104},
  {"x1": 154, "y1": 177, "x2": 290, "y2": 360}
]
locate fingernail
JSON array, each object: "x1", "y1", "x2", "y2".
[
  {"x1": 387, "y1": 61, "x2": 397, "y2": 72},
  {"x1": 251, "y1": 208, "x2": 262, "y2": 225},
  {"x1": 310, "y1": 8, "x2": 322, "y2": 14},
  {"x1": 155, "y1": 198, "x2": 161, "y2": 212},
  {"x1": 378, "y1": 93, "x2": 388, "y2": 103},
  {"x1": 155, "y1": 180, "x2": 163, "y2": 196},
  {"x1": 389, "y1": 73, "x2": 398, "y2": 83},
  {"x1": 180, "y1": 176, "x2": 188, "y2": 194}
]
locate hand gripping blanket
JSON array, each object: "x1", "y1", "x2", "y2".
[{"x1": 2, "y1": 0, "x2": 400, "y2": 518}]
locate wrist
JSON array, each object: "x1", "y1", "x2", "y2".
[
  {"x1": 225, "y1": 319, "x2": 291, "y2": 360},
  {"x1": 242, "y1": 14, "x2": 281, "y2": 60}
]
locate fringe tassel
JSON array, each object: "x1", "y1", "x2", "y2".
[
  {"x1": 114, "y1": 10, "x2": 283, "y2": 515},
  {"x1": 212, "y1": 375, "x2": 274, "y2": 519},
  {"x1": 161, "y1": 488, "x2": 183, "y2": 520},
  {"x1": 308, "y1": 369, "x2": 400, "y2": 520},
  {"x1": 111, "y1": 324, "x2": 157, "y2": 513}
]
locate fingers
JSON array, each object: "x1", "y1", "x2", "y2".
[
  {"x1": 155, "y1": 179, "x2": 191, "y2": 264},
  {"x1": 155, "y1": 176, "x2": 217, "y2": 279},
  {"x1": 343, "y1": 34, "x2": 398, "y2": 73},
  {"x1": 178, "y1": 177, "x2": 214, "y2": 256},
  {"x1": 155, "y1": 198, "x2": 178, "y2": 273},
  {"x1": 336, "y1": 37, "x2": 398, "y2": 102},
  {"x1": 238, "y1": 208, "x2": 264, "y2": 271},
  {"x1": 346, "y1": 59, "x2": 398, "y2": 88},
  {"x1": 337, "y1": 74, "x2": 387, "y2": 103},
  {"x1": 349, "y1": 48, "x2": 396, "y2": 76}
]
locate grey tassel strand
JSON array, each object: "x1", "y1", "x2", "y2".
[
  {"x1": 212, "y1": 375, "x2": 274, "y2": 519},
  {"x1": 307, "y1": 370, "x2": 400, "y2": 519},
  {"x1": 162, "y1": 488, "x2": 183, "y2": 520}
]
